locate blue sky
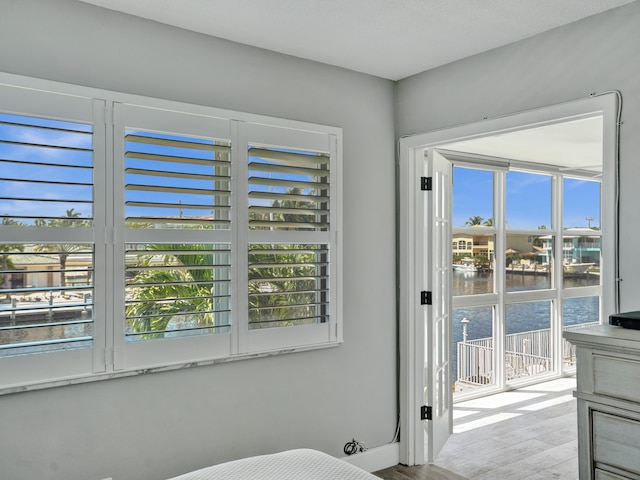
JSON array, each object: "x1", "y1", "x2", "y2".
[
  {"x1": 0, "y1": 113, "x2": 93, "y2": 224},
  {"x1": 453, "y1": 167, "x2": 601, "y2": 229},
  {"x1": 1, "y1": 113, "x2": 598, "y2": 229},
  {"x1": 0, "y1": 114, "x2": 320, "y2": 225}
]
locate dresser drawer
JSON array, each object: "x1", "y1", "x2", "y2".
[
  {"x1": 595, "y1": 469, "x2": 633, "y2": 480},
  {"x1": 593, "y1": 354, "x2": 640, "y2": 403},
  {"x1": 593, "y1": 411, "x2": 640, "y2": 476}
]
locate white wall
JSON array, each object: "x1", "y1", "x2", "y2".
[
  {"x1": 396, "y1": 1, "x2": 640, "y2": 314},
  {"x1": 0, "y1": 1, "x2": 397, "y2": 479}
]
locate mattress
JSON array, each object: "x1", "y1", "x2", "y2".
[{"x1": 166, "y1": 448, "x2": 380, "y2": 480}]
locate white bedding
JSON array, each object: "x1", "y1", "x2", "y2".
[{"x1": 166, "y1": 448, "x2": 380, "y2": 480}]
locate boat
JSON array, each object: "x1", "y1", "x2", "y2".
[
  {"x1": 563, "y1": 261, "x2": 595, "y2": 276},
  {"x1": 453, "y1": 258, "x2": 478, "y2": 272}
]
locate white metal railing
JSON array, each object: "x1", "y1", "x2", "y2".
[
  {"x1": 456, "y1": 321, "x2": 598, "y2": 387},
  {"x1": 456, "y1": 342, "x2": 493, "y2": 386},
  {"x1": 562, "y1": 321, "x2": 598, "y2": 367}
]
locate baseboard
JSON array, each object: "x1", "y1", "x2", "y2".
[{"x1": 341, "y1": 442, "x2": 399, "y2": 472}]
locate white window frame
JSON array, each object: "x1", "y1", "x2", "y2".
[{"x1": 0, "y1": 72, "x2": 342, "y2": 393}]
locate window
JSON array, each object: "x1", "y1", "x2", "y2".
[
  {"x1": 0, "y1": 114, "x2": 95, "y2": 357},
  {"x1": 0, "y1": 76, "x2": 342, "y2": 390},
  {"x1": 450, "y1": 155, "x2": 603, "y2": 395}
]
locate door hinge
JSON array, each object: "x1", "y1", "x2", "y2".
[
  {"x1": 421, "y1": 405, "x2": 432, "y2": 421},
  {"x1": 420, "y1": 291, "x2": 432, "y2": 305},
  {"x1": 421, "y1": 176, "x2": 432, "y2": 191}
]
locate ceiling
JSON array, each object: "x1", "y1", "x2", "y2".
[
  {"x1": 78, "y1": 0, "x2": 635, "y2": 81},
  {"x1": 441, "y1": 116, "x2": 604, "y2": 174},
  {"x1": 78, "y1": 1, "x2": 616, "y2": 165}
]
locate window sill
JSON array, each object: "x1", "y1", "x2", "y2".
[{"x1": 0, "y1": 341, "x2": 342, "y2": 396}]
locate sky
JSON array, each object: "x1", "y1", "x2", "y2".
[
  {"x1": 453, "y1": 166, "x2": 601, "y2": 230},
  {"x1": 0, "y1": 113, "x2": 93, "y2": 224},
  {"x1": 0, "y1": 112, "x2": 323, "y2": 227},
  {"x1": 1, "y1": 112, "x2": 600, "y2": 231}
]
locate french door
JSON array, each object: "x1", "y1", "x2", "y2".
[
  {"x1": 422, "y1": 150, "x2": 453, "y2": 462},
  {"x1": 399, "y1": 93, "x2": 618, "y2": 466}
]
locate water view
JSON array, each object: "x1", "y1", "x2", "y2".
[{"x1": 451, "y1": 271, "x2": 600, "y2": 390}]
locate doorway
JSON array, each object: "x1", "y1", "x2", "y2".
[{"x1": 398, "y1": 93, "x2": 619, "y2": 465}]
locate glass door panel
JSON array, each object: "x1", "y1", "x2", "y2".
[
  {"x1": 453, "y1": 167, "x2": 493, "y2": 228},
  {"x1": 561, "y1": 234, "x2": 601, "y2": 287},
  {"x1": 562, "y1": 296, "x2": 599, "y2": 371},
  {"x1": 452, "y1": 233, "x2": 495, "y2": 296},
  {"x1": 505, "y1": 301, "x2": 552, "y2": 381},
  {"x1": 506, "y1": 171, "x2": 551, "y2": 229},
  {"x1": 563, "y1": 178, "x2": 600, "y2": 229},
  {"x1": 453, "y1": 306, "x2": 495, "y2": 394},
  {"x1": 505, "y1": 233, "x2": 554, "y2": 292}
]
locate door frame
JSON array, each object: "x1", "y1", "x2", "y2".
[{"x1": 398, "y1": 93, "x2": 619, "y2": 466}]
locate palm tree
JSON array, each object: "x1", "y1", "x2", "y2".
[
  {"x1": 1, "y1": 217, "x2": 26, "y2": 290},
  {"x1": 248, "y1": 245, "x2": 320, "y2": 328},
  {"x1": 483, "y1": 218, "x2": 494, "y2": 227},
  {"x1": 465, "y1": 215, "x2": 484, "y2": 226},
  {"x1": 247, "y1": 187, "x2": 324, "y2": 327},
  {"x1": 127, "y1": 187, "x2": 323, "y2": 337},
  {"x1": 533, "y1": 225, "x2": 548, "y2": 247},
  {"x1": 279, "y1": 187, "x2": 317, "y2": 226},
  {"x1": 125, "y1": 244, "x2": 220, "y2": 339},
  {"x1": 34, "y1": 209, "x2": 90, "y2": 286}
]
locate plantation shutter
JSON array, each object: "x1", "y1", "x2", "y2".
[
  {"x1": 0, "y1": 84, "x2": 105, "y2": 388},
  {"x1": 242, "y1": 123, "x2": 341, "y2": 353},
  {"x1": 113, "y1": 103, "x2": 234, "y2": 370}
]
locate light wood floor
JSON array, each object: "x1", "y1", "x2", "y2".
[{"x1": 374, "y1": 377, "x2": 578, "y2": 480}]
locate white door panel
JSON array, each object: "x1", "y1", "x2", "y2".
[{"x1": 423, "y1": 149, "x2": 453, "y2": 462}]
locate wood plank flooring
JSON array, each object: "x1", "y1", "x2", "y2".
[{"x1": 374, "y1": 377, "x2": 578, "y2": 480}]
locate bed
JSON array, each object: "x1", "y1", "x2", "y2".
[{"x1": 166, "y1": 448, "x2": 380, "y2": 480}]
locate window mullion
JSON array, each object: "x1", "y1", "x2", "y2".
[
  {"x1": 111, "y1": 102, "x2": 127, "y2": 371},
  {"x1": 552, "y1": 173, "x2": 563, "y2": 374},
  {"x1": 494, "y1": 169, "x2": 506, "y2": 389},
  {"x1": 233, "y1": 121, "x2": 249, "y2": 355},
  {"x1": 92, "y1": 98, "x2": 110, "y2": 373},
  {"x1": 329, "y1": 133, "x2": 341, "y2": 342}
]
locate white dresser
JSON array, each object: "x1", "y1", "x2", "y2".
[{"x1": 564, "y1": 325, "x2": 640, "y2": 480}]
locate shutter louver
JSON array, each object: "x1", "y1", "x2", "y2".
[
  {"x1": 125, "y1": 132, "x2": 231, "y2": 229},
  {"x1": 124, "y1": 243, "x2": 232, "y2": 341},
  {"x1": 248, "y1": 244, "x2": 330, "y2": 329},
  {"x1": 0, "y1": 114, "x2": 93, "y2": 225},
  {"x1": 0, "y1": 113, "x2": 94, "y2": 356},
  {"x1": 248, "y1": 147, "x2": 330, "y2": 231},
  {"x1": 0, "y1": 246, "x2": 94, "y2": 355}
]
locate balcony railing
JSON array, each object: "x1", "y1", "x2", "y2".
[{"x1": 456, "y1": 321, "x2": 598, "y2": 389}]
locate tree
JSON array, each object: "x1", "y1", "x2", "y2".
[
  {"x1": 34, "y1": 209, "x2": 90, "y2": 286},
  {"x1": 533, "y1": 225, "x2": 548, "y2": 247},
  {"x1": 247, "y1": 187, "x2": 324, "y2": 328},
  {"x1": 127, "y1": 188, "x2": 322, "y2": 337},
  {"x1": 465, "y1": 216, "x2": 484, "y2": 226},
  {"x1": 248, "y1": 244, "x2": 320, "y2": 329},
  {"x1": 483, "y1": 218, "x2": 494, "y2": 227},
  {"x1": 0, "y1": 217, "x2": 26, "y2": 290},
  {"x1": 125, "y1": 243, "x2": 219, "y2": 339}
]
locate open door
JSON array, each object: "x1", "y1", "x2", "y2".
[
  {"x1": 422, "y1": 149, "x2": 453, "y2": 463},
  {"x1": 400, "y1": 94, "x2": 618, "y2": 467}
]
